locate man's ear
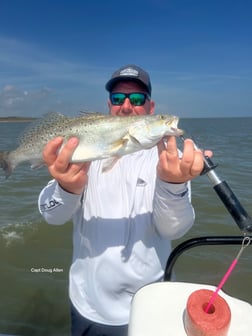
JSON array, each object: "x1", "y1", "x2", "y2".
[{"x1": 149, "y1": 100, "x2": 155, "y2": 115}]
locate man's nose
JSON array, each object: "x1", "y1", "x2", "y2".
[{"x1": 121, "y1": 98, "x2": 133, "y2": 114}]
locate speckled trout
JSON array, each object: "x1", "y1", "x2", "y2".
[{"x1": 0, "y1": 112, "x2": 183, "y2": 177}]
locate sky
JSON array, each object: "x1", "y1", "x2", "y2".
[{"x1": 0, "y1": 0, "x2": 251, "y2": 118}]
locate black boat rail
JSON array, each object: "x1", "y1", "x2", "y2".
[{"x1": 164, "y1": 235, "x2": 252, "y2": 281}]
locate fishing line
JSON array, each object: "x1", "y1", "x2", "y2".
[
  {"x1": 178, "y1": 136, "x2": 252, "y2": 314},
  {"x1": 204, "y1": 235, "x2": 251, "y2": 313}
]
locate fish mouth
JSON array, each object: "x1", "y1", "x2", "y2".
[
  {"x1": 171, "y1": 126, "x2": 184, "y2": 135},
  {"x1": 168, "y1": 117, "x2": 184, "y2": 136}
]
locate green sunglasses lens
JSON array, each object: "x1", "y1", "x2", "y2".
[
  {"x1": 110, "y1": 93, "x2": 148, "y2": 106},
  {"x1": 128, "y1": 93, "x2": 145, "y2": 106},
  {"x1": 110, "y1": 93, "x2": 126, "y2": 105}
]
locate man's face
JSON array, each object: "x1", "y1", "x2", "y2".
[{"x1": 108, "y1": 81, "x2": 155, "y2": 116}]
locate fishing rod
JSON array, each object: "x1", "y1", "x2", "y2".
[{"x1": 180, "y1": 136, "x2": 252, "y2": 234}]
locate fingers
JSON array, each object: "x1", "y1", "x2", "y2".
[
  {"x1": 43, "y1": 137, "x2": 91, "y2": 194},
  {"x1": 204, "y1": 150, "x2": 213, "y2": 158},
  {"x1": 157, "y1": 136, "x2": 179, "y2": 170},
  {"x1": 180, "y1": 139, "x2": 204, "y2": 176},
  {"x1": 157, "y1": 137, "x2": 180, "y2": 182},
  {"x1": 43, "y1": 137, "x2": 79, "y2": 172},
  {"x1": 180, "y1": 139, "x2": 195, "y2": 175},
  {"x1": 54, "y1": 137, "x2": 79, "y2": 173},
  {"x1": 158, "y1": 136, "x2": 178, "y2": 158},
  {"x1": 188, "y1": 150, "x2": 205, "y2": 176},
  {"x1": 157, "y1": 137, "x2": 211, "y2": 183},
  {"x1": 43, "y1": 137, "x2": 63, "y2": 165}
]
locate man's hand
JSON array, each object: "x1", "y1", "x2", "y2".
[
  {"x1": 157, "y1": 136, "x2": 212, "y2": 184},
  {"x1": 43, "y1": 137, "x2": 90, "y2": 195}
]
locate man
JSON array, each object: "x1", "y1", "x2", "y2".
[{"x1": 39, "y1": 64, "x2": 209, "y2": 336}]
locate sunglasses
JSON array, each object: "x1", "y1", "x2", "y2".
[{"x1": 110, "y1": 92, "x2": 150, "y2": 106}]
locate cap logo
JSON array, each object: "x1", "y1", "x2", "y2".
[{"x1": 119, "y1": 67, "x2": 138, "y2": 77}]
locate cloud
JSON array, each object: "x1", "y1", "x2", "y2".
[
  {"x1": 0, "y1": 37, "x2": 110, "y2": 117},
  {"x1": 0, "y1": 37, "x2": 82, "y2": 84},
  {"x1": 0, "y1": 36, "x2": 251, "y2": 118},
  {"x1": 0, "y1": 85, "x2": 55, "y2": 117}
]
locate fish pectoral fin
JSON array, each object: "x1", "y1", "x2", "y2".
[
  {"x1": 102, "y1": 156, "x2": 120, "y2": 173},
  {"x1": 128, "y1": 123, "x2": 148, "y2": 145},
  {"x1": 128, "y1": 134, "x2": 141, "y2": 146},
  {"x1": 110, "y1": 138, "x2": 128, "y2": 152},
  {"x1": 30, "y1": 160, "x2": 45, "y2": 170},
  {"x1": 102, "y1": 138, "x2": 128, "y2": 172}
]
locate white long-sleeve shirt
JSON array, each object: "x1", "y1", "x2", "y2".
[{"x1": 38, "y1": 147, "x2": 194, "y2": 325}]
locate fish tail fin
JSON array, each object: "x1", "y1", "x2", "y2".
[{"x1": 0, "y1": 151, "x2": 14, "y2": 178}]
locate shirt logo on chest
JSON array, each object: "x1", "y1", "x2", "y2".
[{"x1": 136, "y1": 178, "x2": 147, "y2": 187}]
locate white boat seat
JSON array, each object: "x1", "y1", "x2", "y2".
[{"x1": 128, "y1": 282, "x2": 252, "y2": 336}]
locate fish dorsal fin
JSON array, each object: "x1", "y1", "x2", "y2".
[
  {"x1": 19, "y1": 112, "x2": 67, "y2": 144},
  {"x1": 79, "y1": 111, "x2": 106, "y2": 119}
]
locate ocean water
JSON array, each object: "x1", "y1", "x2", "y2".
[{"x1": 0, "y1": 117, "x2": 252, "y2": 335}]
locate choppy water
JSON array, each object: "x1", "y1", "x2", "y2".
[{"x1": 0, "y1": 118, "x2": 252, "y2": 335}]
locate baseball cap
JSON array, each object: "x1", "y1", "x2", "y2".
[{"x1": 105, "y1": 64, "x2": 152, "y2": 95}]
